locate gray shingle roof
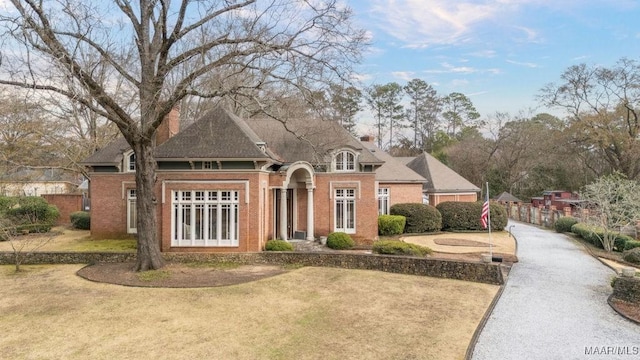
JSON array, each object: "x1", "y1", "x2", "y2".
[
  {"x1": 359, "y1": 141, "x2": 426, "y2": 183},
  {"x1": 245, "y1": 117, "x2": 383, "y2": 166},
  {"x1": 81, "y1": 137, "x2": 129, "y2": 165},
  {"x1": 155, "y1": 106, "x2": 272, "y2": 160},
  {"x1": 495, "y1": 191, "x2": 522, "y2": 203},
  {"x1": 405, "y1": 152, "x2": 480, "y2": 193}
]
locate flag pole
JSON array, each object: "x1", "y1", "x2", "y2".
[{"x1": 486, "y1": 182, "x2": 493, "y2": 259}]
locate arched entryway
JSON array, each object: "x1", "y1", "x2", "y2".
[{"x1": 274, "y1": 162, "x2": 315, "y2": 241}]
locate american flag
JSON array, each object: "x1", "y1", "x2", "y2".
[{"x1": 481, "y1": 191, "x2": 489, "y2": 229}]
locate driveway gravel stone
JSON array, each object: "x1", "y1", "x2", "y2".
[{"x1": 472, "y1": 221, "x2": 639, "y2": 360}]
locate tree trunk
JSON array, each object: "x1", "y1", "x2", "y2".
[{"x1": 132, "y1": 141, "x2": 165, "y2": 271}]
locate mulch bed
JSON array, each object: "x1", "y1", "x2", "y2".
[
  {"x1": 77, "y1": 262, "x2": 288, "y2": 288},
  {"x1": 609, "y1": 298, "x2": 640, "y2": 324},
  {"x1": 434, "y1": 238, "x2": 490, "y2": 247}
]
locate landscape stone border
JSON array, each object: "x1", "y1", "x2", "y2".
[{"x1": 0, "y1": 251, "x2": 504, "y2": 285}]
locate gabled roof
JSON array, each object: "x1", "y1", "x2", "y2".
[
  {"x1": 405, "y1": 152, "x2": 480, "y2": 193},
  {"x1": 495, "y1": 191, "x2": 522, "y2": 203},
  {"x1": 245, "y1": 117, "x2": 383, "y2": 166},
  {"x1": 155, "y1": 107, "x2": 273, "y2": 160},
  {"x1": 359, "y1": 141, "x2": 425, "y2": 183}
]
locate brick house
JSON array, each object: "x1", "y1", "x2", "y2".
[
  {"x1": 82, "y1": 106, "x2": 426, "y2": 252},
  {"x1": 398, "y1": 152, "x2": 480, "y2": 206}
]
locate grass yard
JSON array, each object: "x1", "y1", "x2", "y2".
[{"x1": 0, "y1": 264, "x2": 498, "y2": 360}]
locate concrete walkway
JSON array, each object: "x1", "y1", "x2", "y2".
[{"x1": 472, "y1": 221, "x2": 639, "y2": 360}]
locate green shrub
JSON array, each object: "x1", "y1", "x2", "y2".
[
  {"x1": 436, "y1": 201, "x2": 507, "y2": 231},
  {"x1": 70, "y1": 211, "x2": 91, "y2": 230},
  {"x1": 15, "y1": 223, "x2": 52, "y2": 233},
  {"x1": 624, "y1": 240, "x2": 640, "y2": 251},
  {"x1": 614, "y1": 234, "x2": 634, "y2": 252},
  {"x1": 623, "y1": 248, "x2": 640, "y2": 264},
  {"x1": 265, "y1": 239, "x2": 294, "y2": 251},
  {"x1": 0, "y1": 196, "x2": 17, "y2": 215},
  {"x1": 389, "y1": 203, "x2": 442, "y2": 233},
  {"x1": 5, "y1": 196, "x2": 59, "y2": 224},
  {"x1": 326, "y1": 232, "x2": 355, "y2": 250},
  {"x1": 555, "y1": 217, "x2": 578, "y2": 233},
  {"x1": 378, "y1": 215, "x2": 406, "y2": 236},
  {"x1": 372, "y1": 240, "x2": 432, "y2": 257}
]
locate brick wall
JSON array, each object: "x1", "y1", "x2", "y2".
[
  {"x1": 429, "y1": 192, "x2": 478, "y2": 206},
  {"x1": 41, "y1": 194, "x2": 83, "y2": 225},
  {"x1": 384, "y1": 183, "x2": 423, "y2": 206}
]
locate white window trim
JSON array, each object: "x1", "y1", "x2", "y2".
[
  {"x1": 125, "y1": 151, "x2": 136, "y2": 172},
  {"x1": 127, "y1": 189, "x2": 137, "y2": 234},
  {"x1": 378, "y1": 187, "x2": 390, "y2": 215},
  {"x1": 334, "y1": 150, "x2": 357, "y2": 172},
  {"x1": 171, "y1": 190, "x2": 239, "y2": 247},
  {"x1": 334, "y1": 188, "x2": 356, "y2": 234}
]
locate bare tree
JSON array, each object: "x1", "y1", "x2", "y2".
[
  {"x1": 0, "y1": 0, "x2": 366, "y2": 270},
  {"x1": 579, "y1": 173, "x2": 640, "y2": 252},
  {"x1": 540, "y1": 58, "x2": 640, "y2": 179},
  {"x1": 0, "y1": 217, "x2": 54, "y2": 272}
]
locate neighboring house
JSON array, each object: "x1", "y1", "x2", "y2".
[
  {"x1": 494, "y1": 191, "x2": 522, "y2": 205},
  {"x1": 82, "y1": 106, "x2": 426, "y2": 252},
  {"x1": 398, "y1": 152, "x2": 480, "y2": 206},
  {"x1": 359, "y1": 137, "x2": 426, "y2": 215},
  {"x1": 0, "y1": 168, "x2": 81, "y2": 196},
  {"x1": 541, "y1": 190, "x2": 580, "y2": 210}
]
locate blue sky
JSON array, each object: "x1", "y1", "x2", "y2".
[{"x1": 347, "y1": 0, "x2": 640, "y2": 121}]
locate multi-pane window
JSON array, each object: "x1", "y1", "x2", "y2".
[
  {"x1": 203, "y1": 161, "x2": 214, "y2": 169},
  {"x1": 335, "y1": 188, "x2": 355, "y2": 233},
  {"x1": 127, "y1": 152, "x2": 136, "y2": 172},
  {"x1": 172, "y1": 190, "x2": 239, "y2": 247},
  {"x1": 127, "y1": 189, "x2": 137, "y2": 234},
  {"x1": 378, "y1": 188, "x2": 390, "y2": 215},
  {"x1": 335, "y1": 151, "x2": 355, "y2": 172}
]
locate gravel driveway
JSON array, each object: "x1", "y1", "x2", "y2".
[{"x1": 472, "y1": 221, "x2": 639, "y2": 360}]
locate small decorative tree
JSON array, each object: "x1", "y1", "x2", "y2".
[
  {"x1": 1, "y1": 217, "x2": 54, "y2": 272},
  {"x1": 579, "y1": 173, "x2": 640, "y2": 252}
]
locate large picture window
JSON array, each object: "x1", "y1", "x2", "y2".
[
  {"x1": 171, "y1": 190, "x2": 239, "y2": 247},
  {"x1": 335, "y1": 188, "x2": 355, "y2": 233},
  {"x1": 378, "y1": 188, "x2": 390, "y2": 215}
]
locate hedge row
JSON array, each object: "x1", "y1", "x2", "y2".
[
  {"x1": 390, "y1": 203, "x2": 442, "y2": 233},
  {"x1": 436, "y1": 201, "x2": 507, "y2": 231},
  {"x1": 570, "y1": 222, "x2": 634, "y2": 252}
]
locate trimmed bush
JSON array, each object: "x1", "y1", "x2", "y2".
[
  {"x1": 436, "y1": 201, "x2": 507, "y2": 231},
  {"x1": 70, "y1": 211, "x2": 91, "y2": 230},
  {"x1": 623, "y1": 248, "x2": 640, "y2": 265},
  {"x1": 326, "y1": 232, "x2": 355, "y2": 250},
  {"x1": 378, "y1": 215, "x2": 406, "y2": 236},
  {"x1": 389, "y1": 203, "x2": 442, "y2": 233},
  {"x1": 614, "y1": 234, "x2": 634, "y2": 252},
  {"x1": 555, "y1": 216, "x2": 578, "y2": 233},
  {"x1": 0, "y1": 196, "x2": 18, "y2": 215},
  {"x1": 624, "y1": 240, "x2": 640, "y2": 252},
  {"x1": 265, "y1": 239, "x2": 294, "y2": 251},
  {"x1": 5, "y1": 196, "x2": 59, "y2": 224},
  {"x1": 15, "y1": 223, "x2": 52, "y2": 233},
  {"x1": 372, "y1": 240, "x2": 432, "y2": 257}
]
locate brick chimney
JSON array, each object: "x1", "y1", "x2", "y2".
[
  {"x1": 360, "y1": 135, "x2": 375, "y2": 142},
  {"x1": 156, "y1": 105, "x2": 180, "y2": 145}
]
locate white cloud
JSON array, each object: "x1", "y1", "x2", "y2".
[
  {"x1": 506, "y1": 59, "x2": 539, "y2": 68},
  {"x1": 369, "y1": 0, "x2": 516, "y2": 47},
  {"x1": 391, "y1": 71, "x2": 415, "y2": 81}
]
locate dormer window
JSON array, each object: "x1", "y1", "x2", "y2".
[
  {"x1": 126, "y1": 151, "x2": 136, "y2": 172},
  {"x1": 335, "y1": 150, "x2": 356, "y2": 172}
]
